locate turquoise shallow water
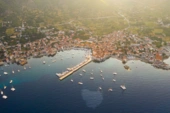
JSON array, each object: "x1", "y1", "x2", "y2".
[{"x1": 1, "y1": 49, "x2": 170, "y2": 113}]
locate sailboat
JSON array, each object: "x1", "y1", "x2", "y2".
[
  {"x1": 70, "y1": 79, "x2": 74, "y2": 82},
  {"x1": 108, "y1": 88, "x2": 113, "y2": 92},
  {"x1": 78, "y1": 82, "x2": 83, "y2": 85},
  {"x1": 2, "y1": 95, "x2": 7, "y2": 99},
  {"x1": 120, "y1": 85, "x2": 126, "y2": 90},
  {"x1": 82, "y1": 69, "x2": 86, "y2": 72},
  {"x1": 99, "y1": 87, "x2": 102, "y2": 90},
  {"x1": 113, "y1": 72, "x2": 117, "y2": 75},
  {"x1": 112, "y1": 79, "x2": 116, "y2": 82},
  {"x1": 4, "y1": 85, "x2": 7, "y2": 89},
  {"x1": 90, "y1": 77, "x2": 94, "y2": 80},
  {"x1": 11, "y1": 86, "x2": 16, "y2": 91},
  {"x1": 9, "y1": 80, "x2": 13, "y2": 83},
  {"x1": 1, "y1": 91, "x2": 3, "y2": 95},
  {"x1": 102, "y1": 77, "x2": 104, "y2": 80},
  {"x1": 43, "y1": 61, "x2": 46, "y2": 64},
  {"x1": 4, "y1": 72, "x2": 8, "y2": 75}
]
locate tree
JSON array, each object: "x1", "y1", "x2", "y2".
[{"x1": 6, "y1": 28, "x2": 14, "y2": 36}]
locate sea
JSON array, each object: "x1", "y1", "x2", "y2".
[{"x1": 1, "y1": 49, "x2": 170, "y2": 113}]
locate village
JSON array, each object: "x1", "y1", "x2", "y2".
[{"x1": 0, "y1": 26, "x2": 170, "y2": 70}]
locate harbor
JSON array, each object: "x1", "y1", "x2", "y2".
[{"x1": 57, "y1": 55, "x2": 92, "y2": 80}]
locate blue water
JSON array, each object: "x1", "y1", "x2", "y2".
[{"x1": 1, "y1": 49, "x2": 170, "y2": 113}]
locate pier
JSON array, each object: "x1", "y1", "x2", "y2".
[{"x1": 58, "y1": 56, "x2": 92, "y2": 80}]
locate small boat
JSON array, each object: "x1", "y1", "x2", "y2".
[
  {"x1": 112, "y1": 79, "x2": 116, "y2": 82},
  {"x1": 102, "y1": 77, "x2": 104, "y2": 80},
  {"x1": 100, "y1": 70, "x2": 103, "y2": 73},
  {"x1": 78, "y1": 82, "x2": 83, "y2": 85},
  {"x1": 24, "y1": 66, "x2": 26, "y2": 70},
  {"x1": 9, "y1": 80, "x2": 13, "y2": 83},
  {"x1": 4, "y1": 86, "x2": 6, "y2": 89},
  {"x1": 2, "y1": 95, "x2": 7, "y2": 99},
  {"x1": 1, "y1": 91, "x2": 3, "y2": 95},
  {"x1": 91, "y1": 73, "x2": 93, "y2": 75},
  {"x1": 99, "y1": 87, "x2": 102, "y2": 90},
  {"x1": 29, "y1": 66, "x2": 31, "y2": 69},
  {"x1": 100, "y1": 74, "x2": 103, "y2": 77},
  {"x1": 11, "y1": 87, "x2": 15, "y2": 91},
  {"x1": 43, "y1": 61, "x2": 46, "y2": 64},
  {"x1": 82, "y1": 69, "x2": 86, "y2": 72},
  {"x1": 12, "y1": 70, "x2": 15, "y2": 74},
  {"x1": 56, "y1": 73, "x2": 62, "y2": 77},
  {"x1": 108, "y1": 88, "x2": 113, "y2": 92},
  {"x1": 18, "y1": 70, "x2": 20, "y2": 72},
  {"x1": 120, "y1": 85, "x2": 126, "y2": 90},
  {"x1": 4, "y1": 72, "x2": 8, "y2": 75},
  {"x1": 71, "y1": 79, "x2": 74, "y2": 82},
  {"x1": 113, "y1": 72, "x2": 117, "y2": 75},
  {"x1": 90, "y1": 77, "x2": 94, "y2": 80},
  {"x1": 79, "y1": 74, "x2": 83, "y2": 76}
]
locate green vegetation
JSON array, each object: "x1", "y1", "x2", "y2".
[
  {"x1": 0, "y1": 0, "x2": 170, "y2": 42},
  {"x1": 6, "y1": 28, "x2": 14, "y2": 36}
]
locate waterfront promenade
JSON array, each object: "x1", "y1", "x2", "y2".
[{"x1": 59, "y1": 56, "x2": 92, "y2": 80}]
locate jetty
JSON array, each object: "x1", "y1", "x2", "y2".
[{"x1": 58, "y1": 55, "x2": 92, "y2": 80}]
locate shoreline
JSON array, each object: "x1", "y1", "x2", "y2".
[{"x1": 1, "y1": 47, "x2": 170, "y2": 71}]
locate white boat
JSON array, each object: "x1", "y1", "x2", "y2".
[
  {"x1": 18, "y1": 70, "x2": 20, "y2": 72},
  {"x1": 102, "y1": 77, "x2": 104, "y2": 80},
  {"x1": 43, "y1": 61, "x2": 46, "y2": 64},
  {"x1": 108, "y1": 88, "x2": 113, "y2": 92},
  {"x1": 70, "y1": 79, "x2": 74, "y2": 82},
  {"x1": 4, "y1": 86, "x2": 6, "y2": 89},
  {"x1": 78, "y1": 82, "x2": 83, "y2": 85},
  {"x1": 9, "y1": 80, "x2": 13, "y2": 83},
  {"x1": 79, "y1": 74, "x2": 83, "y2": 76},
  {"x1": 29, "y1": 66, "x2": 31, "y2": 69},
  {"x1": 113, "y1": 72, "x2": 117, "y2": 75},
  {"x1": 100, "y1": 74, "x2": 103, "y2": 77},
  {"x1": 120, "y1": 85, "x2": 126, "y2": 90},
  {"x1": 11, "y1": 87, "x2": 15, "y2": 91},
  {"x1": 2, "y1": 95, "x2": 7, "y2": 99},
  {"x1": 99, "y1": 87, "x2": 102, "y2": 90},
  {"x1": 90, "y1": 77, "x2": 94, "y2": 80},
  {"x1": 1, "y1": 91, "x2": 3, "y2": 95},
  {"x1": 56, "y1": 73, "x2": 62, "y2": 77},
  {"x1": 12, "y1": 70, "x2": 15, "y2": 74},
  {"x1": 82, "y1": 69, "x2": 86, "y2": 72},
  {"x1": 100, "y1": 70, "x2": 103, "y2": 73},
  {"x1": 112, "y1": 79, "x2": 116, "y2": 82},
  {"x1": 24, "y1": 66, "x2": 26, "y2": 70},
  {"x1": 4, "y1": 72, "x2": 8, "y2": 75}
]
